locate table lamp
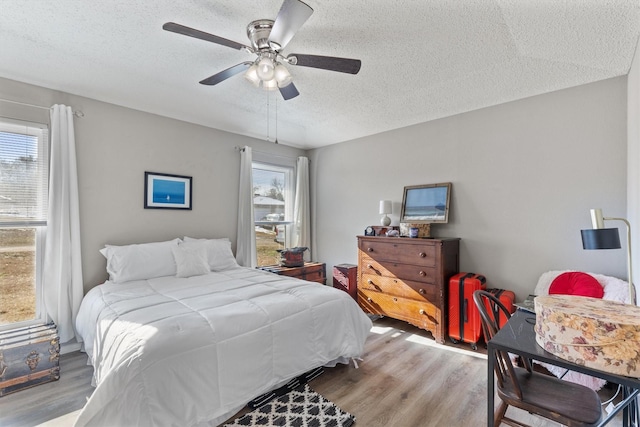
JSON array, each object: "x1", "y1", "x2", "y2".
[
  {"x1": 379, "y1": 200, "x2": 391, "y2": 226},
  {"x1": 581, "y1": 208, "x2": 634, "y2": 304}
]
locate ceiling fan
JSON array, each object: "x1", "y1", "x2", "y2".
[{"x1": 163, "y1": 0, "x2": 361, "y2": 101}]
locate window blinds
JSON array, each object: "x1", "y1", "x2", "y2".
[{"x1": 0, "y1": 118, "x2": 49, "y2": 226}]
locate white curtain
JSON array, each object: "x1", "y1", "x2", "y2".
[
  {"x1": 43, "y1": 104, "x2": 83, "y2": 343},
  {"x1": 292, "y1": 156, "x2": 311, "y2": 260},
  {"x1": 236, "y1": 146, "x2": 257, "y2": 267}
]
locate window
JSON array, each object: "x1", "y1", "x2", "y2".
[
  {"x1": 252, "y1": 161, "x2": 294, "y2": 266},
  {"x1": 0, "y1": 118, "x2": 49, "y2": 329}
]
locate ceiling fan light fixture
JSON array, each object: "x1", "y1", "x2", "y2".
[
  {"x1": 274, "y1": 63, "x2": 292, "y2": 87},
  {"x1": 165, "y1": 1, "x2": 359, "y2": 101},
  {"x1": 262, "y1": 78, "x2": 278, "y2": 91},
  {"x1": 256, "y1": 57, "x2": 275, "y2": 81},
  {"x1": 244, "y1": 63, "x2": 261, "y2": 87}
]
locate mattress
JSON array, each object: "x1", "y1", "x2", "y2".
[
  {"x1": 74, "y1": 266, "x2": 372, "y2": 426},
  {"x1": 535, "y1": 294, "x2": 640, "y2": 377}
]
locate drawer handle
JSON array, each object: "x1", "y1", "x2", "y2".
[
  {"x1": 367, "y1": 297, "x2": 372, "y2": 302},
  {"x1": 419, "y1": 271, "x2": 427, "y2": 277},
  {"x1": 367, "y1": 247, "x2": 374, "y2": 252},
  {"x1": 367, "y1": 264, "x2": 373, "y2": 269},
  {"x1": 419, "y1": 309, "x2": 425, "y2": 315},
  {"x1": 419, "y1": 252, "x2": 427, "y2": 258},
  {"x1": 393, "y1": 297, "x2": 398, "y2": 302},
  {"x1": 367, "y1": 279, "x2": 373, "y2": 285},
  {"x1": 419, "y1": 288, "x2": 425, "y2": 294}
]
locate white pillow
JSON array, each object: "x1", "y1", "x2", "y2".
[
  {"x1": 183, "y1": 237, "x2": 239, "y2": 271},
  {"x1": 99, "y1": 238, "x2": 181, "y2": 283},
  {"x1": 172, "y1": 244, "x2": 210, "y2": 278}
]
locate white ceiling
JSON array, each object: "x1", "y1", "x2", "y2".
[{"x1": 1, "y1": 1, "x2": 639, "y2": 149}]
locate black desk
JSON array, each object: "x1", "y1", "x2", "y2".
[{"x1": 487, "y1": 310, "x2": 640, "y2": 427}]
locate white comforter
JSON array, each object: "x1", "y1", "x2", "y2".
[{"x1": 74, "y1": 267, "x2": 372, "y2": 427}]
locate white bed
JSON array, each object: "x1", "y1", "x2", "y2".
[{"x1": 74, "y1": 239, "x2": 372, "y2": 427}]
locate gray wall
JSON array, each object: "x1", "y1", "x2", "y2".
[
  {"x1": 310, "y1": 77, "x2": 628, "y2": 301},
  {"x1": 1, "y1": 75, "x2": 630, "y2": 301},
  {"x1": 0, "y1": 77, "x2": 305, "y2": 291}
]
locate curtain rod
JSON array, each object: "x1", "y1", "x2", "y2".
[
  {"x1": 234, "y1": 145, "x2": 306, "y2": 161},
  {"x1": 0, "y1": 98, "x2": 85, "y2": 118}
]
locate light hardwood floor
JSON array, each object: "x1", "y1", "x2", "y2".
[{"x1": 0, "y1": 317, "x2": 624, "y2": 427}]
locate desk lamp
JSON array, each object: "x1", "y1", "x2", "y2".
[{"x1": 581, "y1": 208, "x2": 634, "y2": 304}]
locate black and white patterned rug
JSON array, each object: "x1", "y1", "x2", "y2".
[{"x1": 223, "y1": 383, "x2": 355, "y2": 427}]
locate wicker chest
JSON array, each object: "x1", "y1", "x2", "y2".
[
  {"x1": 357, "y1": 236, "x2": 459, "y2": 343},
  {"x1": 0, "y1": 323, "x2": 60, "y2": 396}
]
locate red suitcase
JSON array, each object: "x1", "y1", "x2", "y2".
[
  {"x1": 486, "y1": 288, "x2": 516, "y2": 328},
  {"x1": 448, "y1": 272, "x2": 486, "y2": 350}
]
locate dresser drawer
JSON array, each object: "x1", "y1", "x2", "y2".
[
  {"x1": 358, "y1": 238, "x2": 437, "y2": 266},
  {"x1": 258, "y1": 262, "x2": 326, "y2": 284},
  {"x1": 299, "y1": 270, "x2": 325, "y2": 283},
  {"x1": 358, "y1": 289, "x2": 441, "y2": 330},
  {"x1": 360, "y1": 255, "x2": 437, "y2": 283},
  {"x1": 360, "y1": 273, "x2": 438, "y2": 301},
  {"x1": 275, "y1": 263, "x2": 323, "y2": 277}
]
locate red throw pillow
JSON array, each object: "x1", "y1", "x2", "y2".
[{"x1": 549, "y1": 272, "x2": 604, "y2": 299}]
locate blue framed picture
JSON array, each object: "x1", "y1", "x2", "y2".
[{"x1": 144, "y1": 172, "x2": 192, "y2": 210}]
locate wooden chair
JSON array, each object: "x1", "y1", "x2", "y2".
[{"x1": 473, "y1": 290, "x2": 603, "y2": 427}]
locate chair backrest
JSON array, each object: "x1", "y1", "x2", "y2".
[
  {"x1": 473, "y1": 290, "x2": 510, "y2": 341},
  {"x1": 473, "y1": 290, "x2": 524, "y2": 400}
]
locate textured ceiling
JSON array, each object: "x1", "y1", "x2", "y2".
[{"x1": 1, "y1": 1, "x2": 639, "y2": 149}]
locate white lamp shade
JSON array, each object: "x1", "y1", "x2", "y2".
[
  {"x1": 256, "y1": 57, "x2": 275, "y2": 81},
  {"x1": 379, "y1": 200, "x2": 392, "y2": 215},
  {"x1": 244, "y1": 64, "x2": 260, "y2": 87},
  {"x1": 261, "y1": 78, "x2": 278, "y2": 91},
  {"x1": 274, "y1": 63, "x2": 292, "y2": 87}
]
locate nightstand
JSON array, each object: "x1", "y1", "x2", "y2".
[{"x1": 257, "y1": 262, "x2": 326, "y2": 284}]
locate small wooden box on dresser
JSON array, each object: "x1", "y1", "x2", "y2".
[{"x1": 357, "y1": 236, "x2": 460, "y2": 344}]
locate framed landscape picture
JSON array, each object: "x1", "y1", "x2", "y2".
[
  {"x1": 400, "y1": 182, "x2": 451, "y2": 223},
  {"x1": 144, "y1": 172, "x2": 192, "y2": 210}
]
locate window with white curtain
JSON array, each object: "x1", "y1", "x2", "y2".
[
  {"x1": 0, "y1": 118, "x2": 49, "y2": 329},
  {"x1": 252, "y1": 161, "x2": 294, "y2": 266}
]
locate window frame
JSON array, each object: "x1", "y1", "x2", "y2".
[
  {"x1": 252, "y1": 155, "x2": 296, "y2": 265},
  {"x1": 0, "y1": 118, "x2": 49, "y2": 331}
]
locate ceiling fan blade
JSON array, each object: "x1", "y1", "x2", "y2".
[
  {"x1": 279, "y1": 82, "x2": 300, "y2": 100},
  {"x1": 287, "y1": 53, "x2": 361, "y2": 74},
  {"x1": 199, "y1": 62, "x2": 253, "y2": 85},
  {"x1": 268, "y1": 0, "x2": 313, "y2": 51},
  {"x1": 163, "y1": 22, "x2": 252, "y2": 52}
]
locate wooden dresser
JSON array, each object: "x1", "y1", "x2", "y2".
[
  {"x1": 258, "y1": 262, "x2": 326, "y2": 284},
  {"x1": 357, "y1": 236, "x2": 460, "y2": 343}
]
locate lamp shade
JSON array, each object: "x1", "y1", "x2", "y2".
[
  {"x1": 244, "y1": 64, "x2": 260, "y2": 87},
  {"x1": 581, "y1": 228, "x2": 621, "y2": 250},
  {"x1": 256, "y1": 57, "x2": 275, "y2": 81},
  {"x1": 274, "y1": 63, "x2": 292, "y2": 87},
  {"x1": 261, "y1": 78, "x2": 278, "y2": 91},
  {"x1": 379, "y1": 200, "x2": 391, "y2": 215}
]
